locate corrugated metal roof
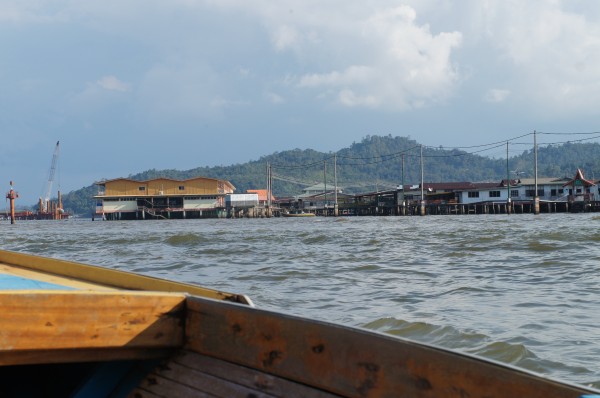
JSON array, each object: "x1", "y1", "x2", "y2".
[
  {"x1": 246, "y1": 189, "x2": 276, "y2": 201},
  {"x1": 96, "y1": 176, "x2": 236, "y2": 191}
]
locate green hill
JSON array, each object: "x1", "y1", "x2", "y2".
[{"x1": 59, "y1": 135, "x2": 600, "y2": 216}]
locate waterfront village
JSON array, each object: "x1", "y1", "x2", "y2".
[{"x1": 88, "y1": 168, "x2": 600, "y2": 220}]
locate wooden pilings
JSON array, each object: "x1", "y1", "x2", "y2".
[{"x1": 333, "y1": 199, "x2": 583, "y2": 216}]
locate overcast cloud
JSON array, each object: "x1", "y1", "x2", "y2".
[{"x1": 2, "y1": 0, "x2": 600, "y2": 204}]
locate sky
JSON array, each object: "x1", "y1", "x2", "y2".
[{"x1": 2, "y1": 0, "x2": 600, "y2": 205}]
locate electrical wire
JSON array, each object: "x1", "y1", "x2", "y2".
[{"x1": 267, "y1": 131, "x2": 600, "y2": 183}]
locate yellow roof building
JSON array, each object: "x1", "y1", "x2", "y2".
[{"x1": 94, "y1": 176, "x2": 235, "y2": 220}]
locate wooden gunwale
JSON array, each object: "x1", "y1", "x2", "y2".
[
  {"x1": 0, "y1": 249, "x2": 252, "y2": 305},
  {"x1": 179, "y1": 295, "x2": 600, "y2": 398}
]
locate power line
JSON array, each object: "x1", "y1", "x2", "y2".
[
  {"x1": 268, "y1": 131, "x2": 600, "y2": 171},
  {"x1": 271, "y1": 173, "x2": 319, "y2": 186},
  {"x1": 539, "y1": 134, "x2": 600, "y2": 145},
  {"x1": 271, "y1": 156, "x2": 334, "y2": 169},
  {"x1": 425, "y1": 132, "x2": 533, "y2": 150},
  {"x1": 419, "y1": 142, "x2": 507, "y2": 158},
  {"x1": 538, "y1": 131, "x2": 600, "y2": 135},
  {"x1": 337, "y1": 144, "x2": 421, "y2": 160}
]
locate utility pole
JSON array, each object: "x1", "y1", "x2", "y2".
[
  {"x1": 269, "y1": 163, "x2": 273, "y2": 215},
  {"x1": 399, "y1": 153, "x2": 405, "y2": 216},
  {"x1": 334, "y1": 154, "x2": 338, "y2": 217},
  {"x1": 420, "y1": 145, "x2": 425, "y2": 216},
  {"x1": 266, "y1": 162, "x2": 272, "y2": 218},
  {"x1": 506, "y1": 141, "x2": 511, "y2": 215},
  {"x1": 323, "y1": 160, "x2": 327, "y2": 216},
  {"x1": 534, "y1": 130, "x2": 540, "y2": 215}
]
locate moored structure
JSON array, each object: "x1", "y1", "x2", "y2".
[
  {"x1": 5, "y1": 181, "x2": 18, "y2": 224},
  {"x1": 36, "y1": 191, "x2": 68, "y2": 220},
  {"x1": 34, "y1": 141, "x2": 69, "y2": 220},
  {"x1": 563, "y1": 168, "x2": 596, "y2": 212},
  {"x1": 94, "y1": 176, "x2": 235, "y2": 220}
]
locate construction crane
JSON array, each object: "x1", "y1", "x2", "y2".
[{"x1": 40, "y1": 141, "x2": 60, "y2": 213}]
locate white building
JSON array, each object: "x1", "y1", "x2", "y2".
[{"x1": 457, "y1": 177, "x2": 578, "y2": 204}]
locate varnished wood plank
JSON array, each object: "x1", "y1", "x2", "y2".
[
  {"x1": 0, "y1": 291, "x2": 185, "y2": 365},
  {"x1": 152, "y1": 360, "x2": 276, "y2": 398},
  {"x1": 0, "y1": 347, "x2": 174, "y2": 366},
  {"x1": 132, "y1": 374, "x2": 215, "y2": 398},
  {"x1": 172, "y1": 350, "x2": 342, "y2": 398},
  {"x1": 184, "y1": 296, "x2": 598, "y2": 398},
  {"x1": 0, "y1": 249, "x2": 252, "y2": 305}
]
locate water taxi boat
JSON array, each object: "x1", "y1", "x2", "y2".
[{"x1": 0, "y1": 249, "x2": 597, "y2": 397}]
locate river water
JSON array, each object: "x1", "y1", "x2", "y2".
[{"x1": 1, "y1": 214, "x2": 599, "y2": 389}]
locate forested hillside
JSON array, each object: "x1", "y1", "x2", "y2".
[{"x1": 59, "y1": 135, "x2": 600, "y2": 216}]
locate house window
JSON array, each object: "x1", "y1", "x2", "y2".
[
  {"x1": 139, "y1": 186, "x2": 146, "y2": 192},
  {"x1": 468, "y1": 192, "x2": 479, "y2": 198},
  {"x1": 525, "y1": 189, "x2": 535, "y2": 197},
  {"x1": 538, "y1": 189, "x2": 544, "y2": 197},
  {"x1": 179, "y1": 186, "x2": 185, "y2": 191},
  {"x1": 489, "y1": 191, "x2": 501, "y2": 198},
  {"x1": 511, "y1": 190, "x2": 519, "y2": 197},
  {"x1": 551, "y1": 189, "x2": 556, "y2": 196}
]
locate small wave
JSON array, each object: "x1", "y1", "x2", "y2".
[
  {"x1": 302, "y1": 234, "x2": 329, "y2": 244},
  {"x1": 362, "y1": 317, "x2": 595, "y2": 384},
  {"x1": 445, "y1": 251, "x2": 468, "y2": 258},
  {"x1": 587, "y1": 233, "x2": 600, "y2": 242},
  {"x1": 353, "y1": 264, "x2": 382, "y2": 272},
  {"x1": 469, "y1": 341, "x2": 536, "y2": 365},
  {"x1": 537, "y1": 231, "x2": 572, "y2": 241},
  {"x1": 362, "y1": 318, "x2": 489, "y2": 351},
  {"x1": 335, "y1": 217, "x2": 350, "y2": 222},
  {"x1": 526, "y1": 241, "x2": 556, "y2": 252},
  {"x1": 439, "y1": 286, "x2": 489, "y2": 297},
  {"x1": 165, "y1": 233, "x2": 208, "y2": 246},
  {"x1": 105, "y1": 237, "x2": 138, "y2": 245},
  {"x1": 194, "y1": 247, "x2": 249, "y2": 256}
]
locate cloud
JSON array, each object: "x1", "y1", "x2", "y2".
[
  {"x1": 7, "y1": 0, "x2": 600, "y2": 124},
  {"x1": 475, "y1": 1, "x2": 600, "y2": 114},
  {"x1": 338, "y1": 89, "x2": 377, "y2": 107},
  {"x1": 0, "y1": 2, "x2": 69, "y2": 24},
  {"x1": 272, "y1": 25, "x2": 299, "y2": 51},
  {"x1": 68, "y1": 76, "x2": 131, "y2": 112},
  {"x1": 0, "y1": 2, "x2": 460, "y2": 113},
  {"x1": 97, "y1": 76, "x2": 131, "y2": 92},
  {"x1": 266, "y1": 92, "x2": 285, "y2": 104},
  {"x1": 274, "y1": 5, "x2": 463, "y2": 110},
  {"x1": 484, "y1": 89, "x2": 510, "y2": 103}
]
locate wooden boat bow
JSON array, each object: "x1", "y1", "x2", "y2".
[{"x1": 0, "y1": 249, "x2": 597, "y2": 398}]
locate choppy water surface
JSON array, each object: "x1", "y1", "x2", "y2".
[{"x1": 2, "y1": 214, "x2": 599, "y2": 388}]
